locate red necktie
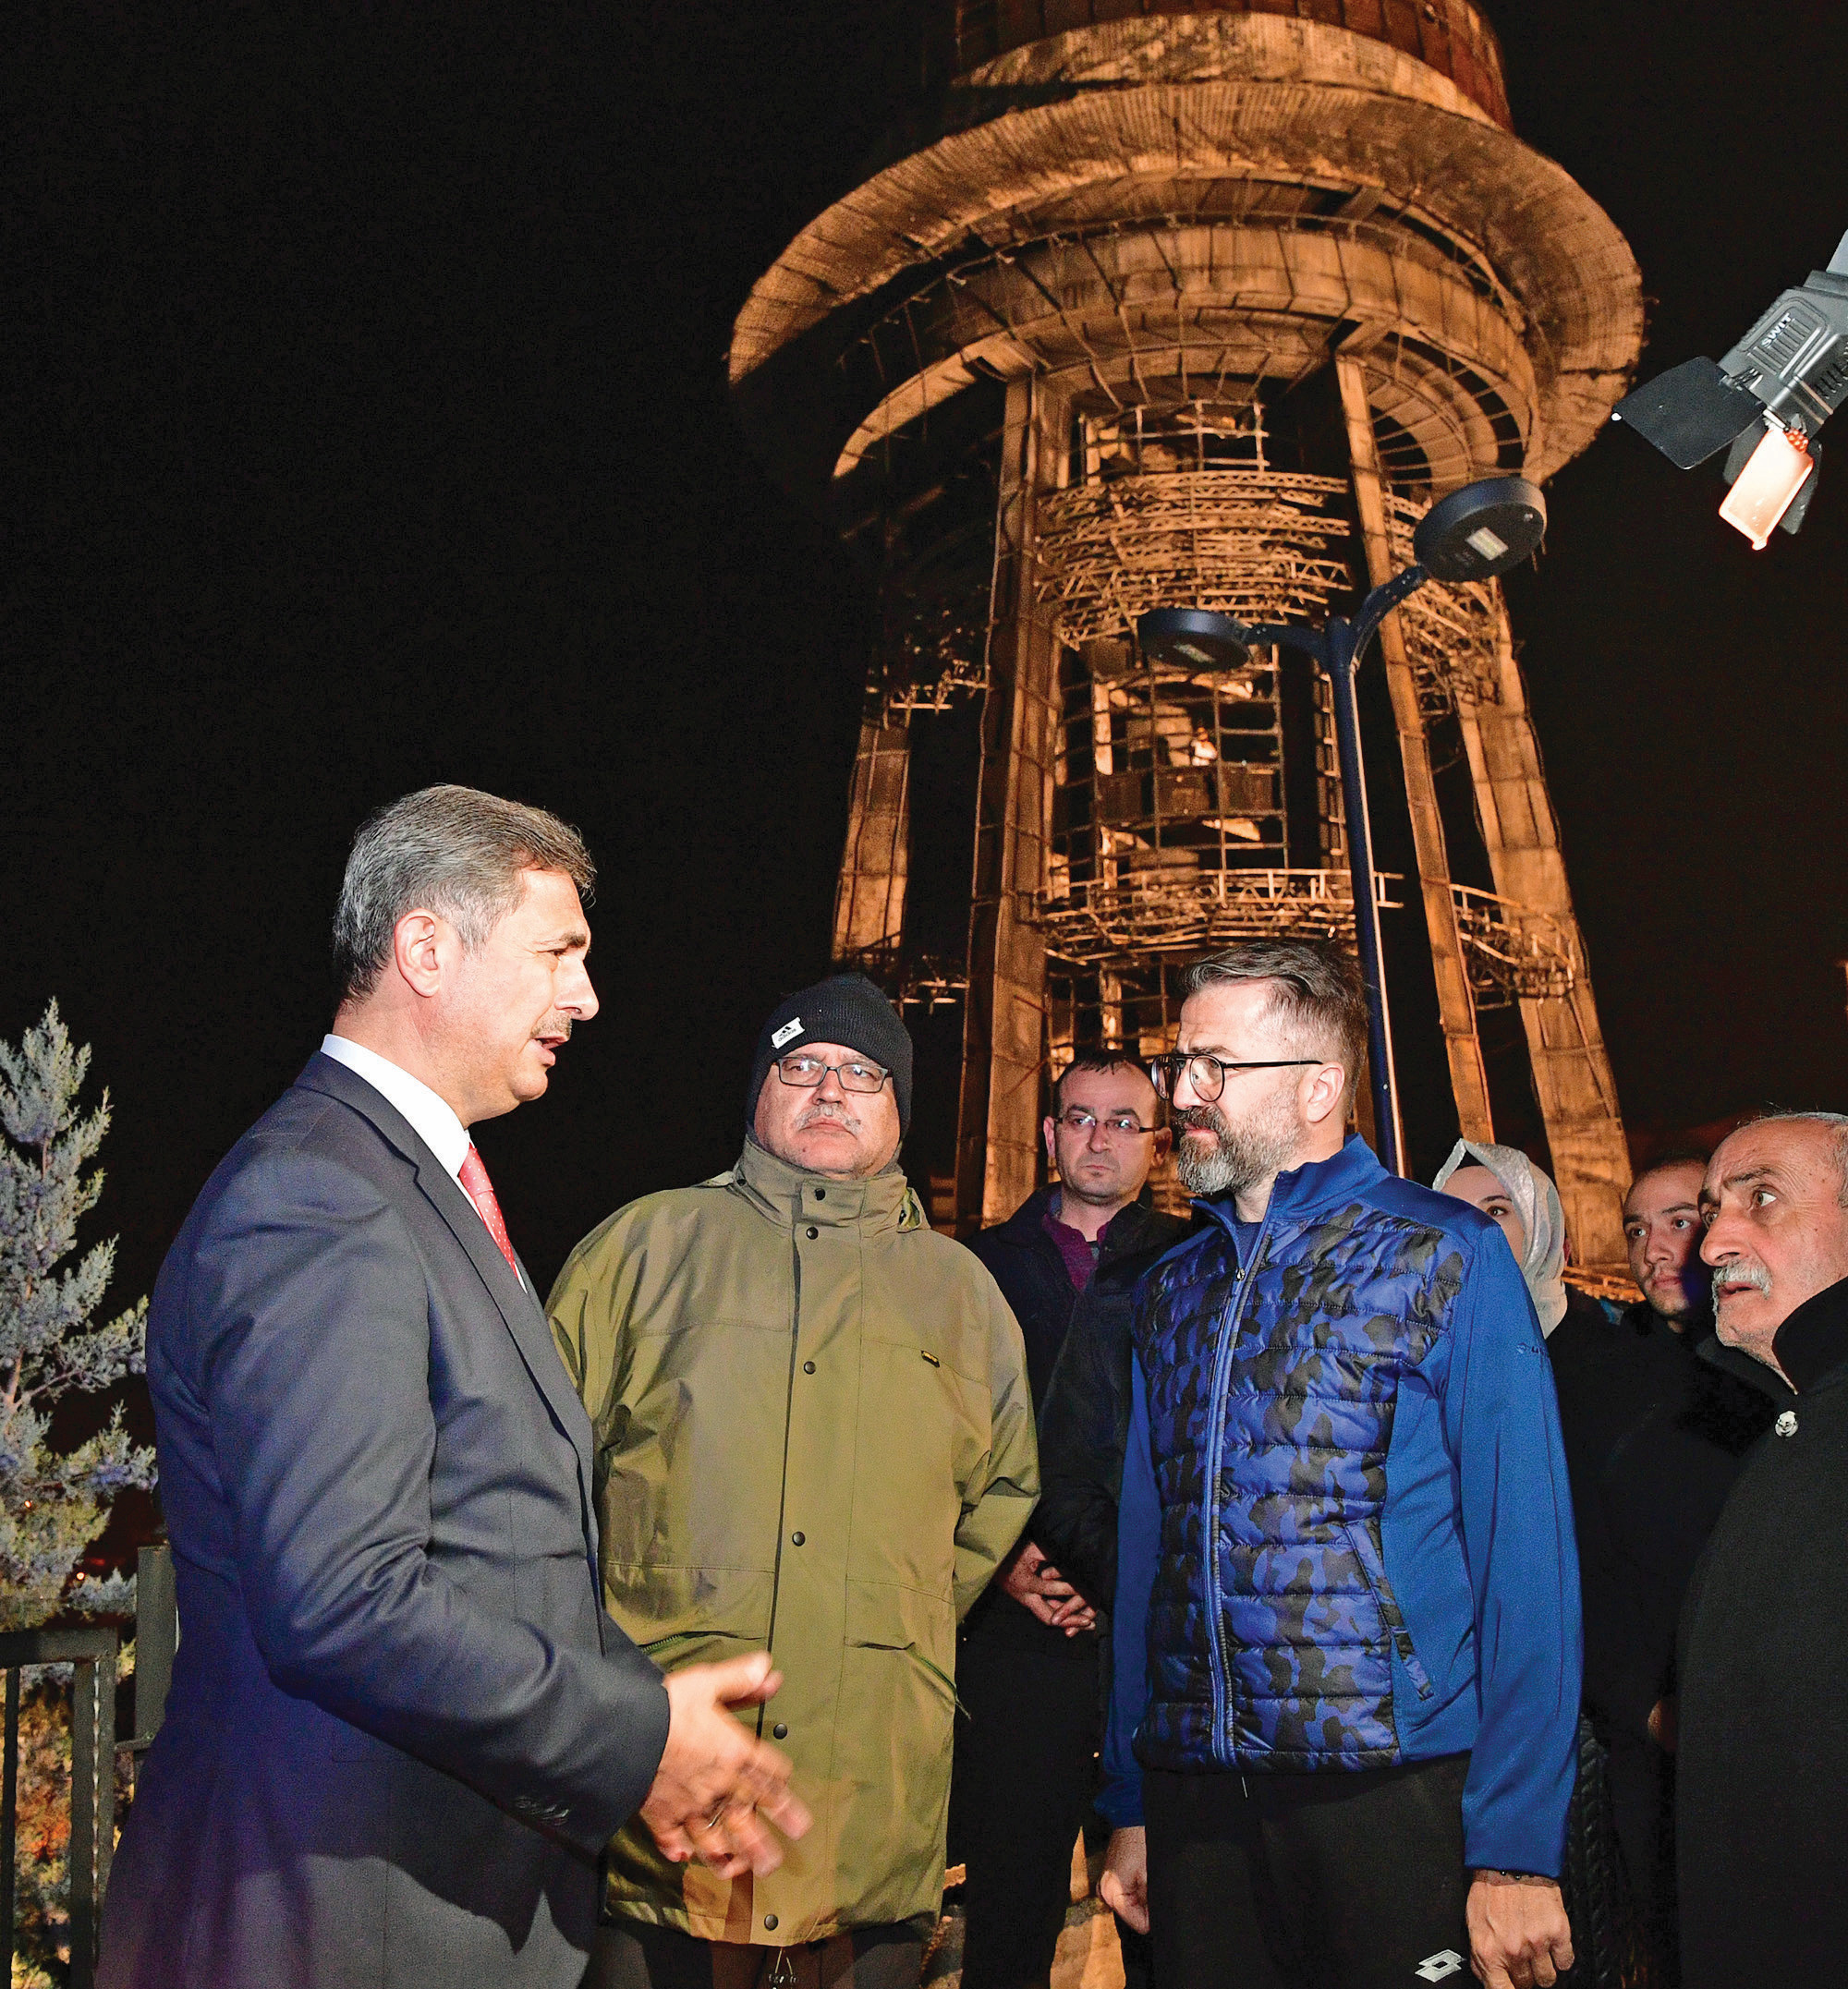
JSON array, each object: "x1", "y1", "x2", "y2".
[{"x1": 459, "y1": 1145, "x2": 520, "y2": 1277}]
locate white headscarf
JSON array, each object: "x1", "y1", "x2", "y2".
[{"x1": 1433, "y1": 1138, "x2": 1569, "y2": 1336}]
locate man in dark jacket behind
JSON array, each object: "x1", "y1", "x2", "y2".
[
  {"x1": 1547, "y1": 1152, "x2": 1781, "y2": 1982},
  {"x1": 1677, "y1": 1111, "x2": 1848, "y2": 1989},
  {"x1": 950, "y1": 1053, "x2": 1183, "y2": 1989}
]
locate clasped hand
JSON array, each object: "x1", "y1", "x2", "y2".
[
  {"x1": 1000, "y1": 1540, "x2": 1097, "y2": 1635},
  {"x1": 639, "y1": 1652, "x2": 812, "y2": 1879}
]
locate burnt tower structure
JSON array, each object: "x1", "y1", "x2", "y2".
[{"x1": 728, "y1": 3, "x2": 1644, "y2": 1266}]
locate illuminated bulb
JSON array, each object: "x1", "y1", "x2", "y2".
[{"x1": 1719, "y1": 425, "x2": 1814, "y2": 550}]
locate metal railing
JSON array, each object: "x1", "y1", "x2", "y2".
[
  {"x1": 0, "y1": 1545, "x2": 176, "y2": 1989},
  {"x1": 1029, "y1": 867, "x2": 1401, "y2": 965},
  {"x1": 1450, "y1": 882, "x2": 1580, "y2": 1003}
]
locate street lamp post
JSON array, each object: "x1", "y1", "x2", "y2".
[{"x1": 1140, "y1": 476, "x2": 1547, "y2": 1175}]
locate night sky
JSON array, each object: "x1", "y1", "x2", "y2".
[{"x1": 6, "y1": 0, "x2": 1846, "y2": 1369}]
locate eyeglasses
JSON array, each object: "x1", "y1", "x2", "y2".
[
  {"x1": 774, "y1": 1052, "x2": 891, "y2": 1094},
  {"x1": 1054, "y1": 1108, "x2": 1159, "y2": 1140},
  {"x1": 1147, "y1": 1052, "x2": 1319, "y2": 1104}
]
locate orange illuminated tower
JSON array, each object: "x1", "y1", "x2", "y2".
[{"x1": 729, "y1": 2, "x2": 1643, "y2": 1266}]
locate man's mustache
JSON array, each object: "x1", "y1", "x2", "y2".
[
  {"x1": 1172, "y1": 1104, "x2": 1227, "y2": 1139},
  {"x1": 796, "y1": 1099, "x2": 861, "y2": 1134},
  {"x1": 1713, "y1": 1258, "x2": 1772, "y2": 1299},
  {"x1": 531, "y1": 1017, "x2": 574, "y2": 1042}
]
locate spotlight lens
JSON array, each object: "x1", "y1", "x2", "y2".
[
  {"x1": 1718, "y1": 426, "x2": 1814, "y2": 550},
  {"x1": 1465, "y1": 526, "x2": 1510, "y2": 562}
]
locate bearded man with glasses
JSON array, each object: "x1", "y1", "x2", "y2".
[
  {"x1": 1095, "y1": 940, "x2": 1582, "y2": 1989},
  {"x1": 950, "y1": 1054, "x2": 1186, "y2": 1989},
  {"x1": 548, "y1": 973, "x2": 1038, "y2": 1989}
]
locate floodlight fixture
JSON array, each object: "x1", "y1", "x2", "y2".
[{"x1": 1611, "y1": 225, "x2": 1848, "y2": 547}]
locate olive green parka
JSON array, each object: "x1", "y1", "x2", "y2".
[{"x1": 546, "y1": 1138, "x2": 1039, "y2": 1946}]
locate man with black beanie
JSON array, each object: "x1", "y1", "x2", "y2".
[{"x1": 549, "y1": 973, "x2": 1039, "y2": 1989}]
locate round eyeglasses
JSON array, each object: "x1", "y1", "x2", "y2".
[
  {"x1": 1147, "y1": 1052, "x2": 1319, "y2": 1105},
  {"x1": 775, "y1": 1052, "x2": 891, "y2": 1094}
]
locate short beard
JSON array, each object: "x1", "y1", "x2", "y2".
[
  {"x1": 1645, "y1": 1275, "x2": 1701, "y2": 1321},
  {"x1": 1172, "y1": 1091, "x2": 1300, "y2": 1197}
]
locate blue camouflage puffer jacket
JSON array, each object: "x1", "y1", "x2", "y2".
[{"x1": 1101, "y1": 1135, "x2": 1582, "y2": 1876}]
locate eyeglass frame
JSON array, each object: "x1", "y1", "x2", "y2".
[
  {"x1": 1049, "y1": 1107, "x2": 1161, "y2": 1140},
  {"x1": 772, "y1": 1051, "x2": 893, "y2": 1095},
  {"x1": 1147, "y1": 1052, "x2": 1321, "y2": 1105}
]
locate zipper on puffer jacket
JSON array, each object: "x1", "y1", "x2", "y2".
[
  {"x1": 1200, "y1": 1209, "x2": 1274, "y2": 1766},
  {"x1": 1342, "y1": 1519, "x2": 1435, "y2": 1701}
]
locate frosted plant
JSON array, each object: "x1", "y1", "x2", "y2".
[{"x1": 0, "y1": 1002, "x2": 156, "y2": 1631}]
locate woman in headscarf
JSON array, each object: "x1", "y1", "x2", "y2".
[
  {"x1": 1435, "y1": 1141, "x2": 1652, "y2": 1986},
  {"x1": 1432, "y1": 1137, "x2": 1569, "y2": 1337}
]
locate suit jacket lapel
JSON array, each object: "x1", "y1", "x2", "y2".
[{"x1": 294, "y1": 1055, "x2": 596, "y2": 1492}]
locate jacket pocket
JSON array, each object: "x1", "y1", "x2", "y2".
[
  {"x1": 1341, "y1": 1521, "x2": 1434, "y2": 1701},
  {"x1": 602, "y1": 1563, "x2": 775, "y2": 1657},
  {"x1": 844, "y1": 1579, "x2": 959, "y2": 1705}
]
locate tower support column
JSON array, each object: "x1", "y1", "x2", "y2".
[
  {"x1": 955, "y1": 376, "x2": 1064, "y2": 1228},
  {"x1": 831, "y1": 715, "x2": 911, "y2": 965},
  {"x1": 1335, "y1": 354, "x2": 1496, "y2": 1147},
  {"x1": 1457, "y1": 610, "x2": 1631, "y2": 1262}
]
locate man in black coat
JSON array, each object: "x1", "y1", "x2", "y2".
[
  {"x1": 100, "y1": 787, "x2": 806, "y2": 1989},
  {"x1": 1677, "y1": 1111, "x2": 1848, "y2": 1989},
  {"x1": 1545, "y1": 1153, "x2": 1782, "y2": 1980},
  {"x1": 949, "y1": 1053, "x2": 1184, "y2": 1989}
]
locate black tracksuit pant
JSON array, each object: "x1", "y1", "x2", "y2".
[
  {"x1": 1144, "y1": 1756, "x2": 1473, "y2": 1989},
  {"x1": 948, "y1": 1605, "x2": 1100, "y2": 1989}
]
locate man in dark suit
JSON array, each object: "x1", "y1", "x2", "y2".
[{"x1": 100, "y1": 784, "x2": 807, "y2": 1989}]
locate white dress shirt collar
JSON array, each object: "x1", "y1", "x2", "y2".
[{"x1": 319, "y1": 1035, "x2": 471, "y2": 1183}]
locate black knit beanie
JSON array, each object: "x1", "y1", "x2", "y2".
[{"x1": 746, "y1": 973, "x2": 914, "y2": 1134}]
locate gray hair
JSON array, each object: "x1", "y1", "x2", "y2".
[
  {"x1": 1178, "y1": 939, "x2": 1368, "y2": 1096},
  {"x1": 1730, "y1": 1110, "x2": 1848, "y2": 1207},
  {"x1": 332, "y1": 784, "x2": 595, "y2": 1002}
]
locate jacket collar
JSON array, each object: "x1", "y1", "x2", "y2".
[
  {"x1": 731, "y1": 1134, "x2": 922, "y2": 1234},
  {"x1": 1194, "y1": 1133, "x2": 1387, "y2": 1244},
  {"x1": 292, "y1": 1052, "x2": 594, "y2": 1481},
  {"x1": 985, "y1": 1182, "x2": 1173, "y2": 1262},
  {"x1": 1772, "y1": 1274, "x2": 1848, "y2": 1394}
]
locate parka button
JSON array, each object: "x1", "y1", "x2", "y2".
[
  {"x1": 806, "y1": 1226, "x2": 819, "y2": 1240},
  {"x1": 764, "y1": 1914, "x2": 779, "y2": 1931},
  {"x1": 772, "y1": 1723, "x2": 788, "y2": 1739},
  {"x1": 813, "y1": 1188, "x2": 825, "y2": 1200},
  {"x1": 791, "y1": 1532, "x2": 805, "y2": 1546},
  {"x1": 803, "y1": 1361, "x2": 816, "y2": 1375}
]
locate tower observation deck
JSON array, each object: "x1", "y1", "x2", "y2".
[{"x1": 728, "y1": 1, "x2": 1644, "y2": 1265}]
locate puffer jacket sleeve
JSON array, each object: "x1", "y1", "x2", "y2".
[
  {"x1": 1098, "y1": 1349, "x2": 1158, "y2": 1827},
  {"x1": 1443, "y1": 1235, "x2": 1583, "y2": 1876},
  {"x1": 951, "y1": 1275, "x2": 1040, "y2": 1619}
]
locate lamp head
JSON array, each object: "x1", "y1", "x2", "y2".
[
  {"x1": 1412, "y1": 477, "x2": 1548, "y2": 581},
  {"x1": 1136, "y1": 607, "x2": 1254, "y2": 672}
]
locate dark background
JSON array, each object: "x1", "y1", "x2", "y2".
[{"x1": 5, "y1": 1, "x2": 1845, "y2": 1359}]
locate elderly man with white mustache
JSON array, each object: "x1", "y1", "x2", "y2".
[{"x1": 1675, "y1": 1110, "x2": 1848, "y2": 1989}]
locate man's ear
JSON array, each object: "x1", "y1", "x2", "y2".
[
  {"x1": 1300, "y1": 1061, "x2": 1348, "y2": 1130},
  {"x1": 1152, "y1": 1125, "x2": 1173, "y2": 1163},
  {"x1": 391, "y1": 909, "x2": 446, "y2": 999},
  {"x1": 1042, "y1": 1117, "x2": 1058, "y2": 1169}
]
